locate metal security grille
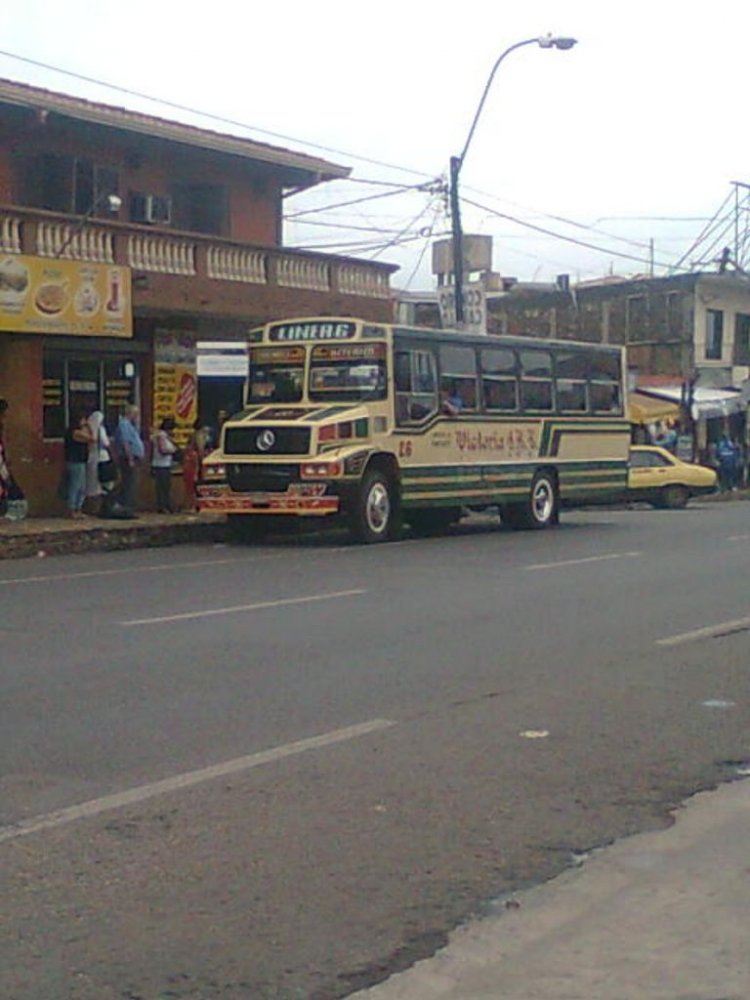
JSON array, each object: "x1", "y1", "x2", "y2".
[
  {"x1": 227, "y1": 464, "x2": 299, "y2": 493},
  {"x1": 224, "y1": 426, "x2": 311, "y2": 455}
]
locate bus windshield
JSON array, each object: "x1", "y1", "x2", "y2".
[
  {"x1": 248, "y1": 347, "x2": 305, "y2": 403},
  {"x1": 309, "y1": 343, "x2": 387, "y2": 403}
]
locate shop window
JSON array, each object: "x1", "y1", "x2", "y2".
[
  {"x1": 42, "y1": 355, "x2": 66, "y2": 439},
  {"x1": 42, "y1": 352, "x2": 139, "y2": 438},
  {"x1": 705, "y1": 309, "x2": 724, "y2": 360}
]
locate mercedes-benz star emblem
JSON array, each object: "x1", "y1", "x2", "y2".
[{"x1": 256, "y1": 429, "x2": 276, "y2": 452}]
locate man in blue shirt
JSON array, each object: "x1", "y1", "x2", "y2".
[{"x1": 114, "y1": 404, "x2": 145, "y2": 512}]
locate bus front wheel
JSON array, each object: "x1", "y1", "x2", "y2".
[
  {"x1": 350, "y1": 469, "x2": 400, "y2": 543},
  {"x1": 503, "y1": 471, "x2": 558, "y2": 530}
]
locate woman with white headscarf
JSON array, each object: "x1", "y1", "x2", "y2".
[{"x1": 86, "y1": 410, "x2": 114, "y2": 512}]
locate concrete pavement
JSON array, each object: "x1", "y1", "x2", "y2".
[{"x1": 356, "y1": 774, "x2": 750, "y2": 1000}]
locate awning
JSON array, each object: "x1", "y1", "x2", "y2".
[
  {"x1": 627, "y1": 391, "x2": 682, "y2": 424},
  {"x1": 635, "y1": 386, "x2": 746, "y2": 420}
]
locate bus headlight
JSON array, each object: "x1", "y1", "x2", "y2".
[
  {"x1": 301, "y1": 461, "x2": 343, "y2": 479},
  {"x1": 202, "y1": 463, "x2": 226, "y2": 480}
]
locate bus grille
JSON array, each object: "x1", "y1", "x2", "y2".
[
  {"x1": 227, "y1": 464, "x2": 299, "y2": 493},
  {"x1": 224, "y1": 426, "x2": 311, "y2": 456}
]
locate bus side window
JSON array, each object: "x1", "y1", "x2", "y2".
[
  {"x1": 481, "y1": 347, "x2": 518, "y2": 412},
  {"x1": 439, "y1": 344, "x2": 477, "y2": 410},
  {"x1": 395, "y1": 349, "x2": 437, "y2": 426}
]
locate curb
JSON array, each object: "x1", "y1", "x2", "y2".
[{"x1": 0, "y1": 518, "x2": 226, "y2": 561}]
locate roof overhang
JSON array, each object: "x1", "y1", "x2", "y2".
[
  {"x1": 635, "y1": 385, "x2": 745, "y2": 421},
  {"x1": 0, "y1": 77, "x2": 350, "y2": 190}
]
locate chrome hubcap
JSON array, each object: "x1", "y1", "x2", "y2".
[
  {"x1": 532, "y1": 480, "x2": 554, "y2": 523},
  {"x1": 366, "y1": 482, "x2": 390, "y2": 534}
]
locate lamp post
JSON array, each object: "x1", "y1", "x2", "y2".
[
  {"x1": 450, "y1": 34, "x2": 577, "y2": 327},
  {"x1": 54, "y1": 192, "x2": 122, "y2": 259}
]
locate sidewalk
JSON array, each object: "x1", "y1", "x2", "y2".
[
  {"x1": 356, "y1": 775, "x2": 750, "y2": 1000},
  {"x1": 0, "y1": 510, "x2": 226, "y2": 560}
]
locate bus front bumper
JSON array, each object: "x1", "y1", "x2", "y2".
[{"x1": 197, "y1": 483, "x2": 340, "y2": 517}]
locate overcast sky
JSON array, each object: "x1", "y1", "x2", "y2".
[{"x1": 4, "y1": 0, "x2": 749, "y2": 289}]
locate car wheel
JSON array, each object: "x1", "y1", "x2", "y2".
[{"x1": 661, "y1": 484, "x2": 689, "y2": 509}]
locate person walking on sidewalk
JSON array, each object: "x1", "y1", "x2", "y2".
[
  {"x1": 113, "y1": 404, "x2": 145, "y2": 513},
  {"x1": 151, "y1": 417, "x2": 179, "y2": 513}
]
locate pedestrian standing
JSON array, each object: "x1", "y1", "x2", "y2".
[
  {"x1": 86, "y1": 410, "x2": 115, "y2": 514},
  {"x1": 182, "y1": 423, "x2": 209, "y2": 512},
  {"x1": 151, "y1": 417, "x2": 178, "y2": 513},
  {"x1": 717, "y1": 433, "x2": 740, "y2": 492},
  {"x1": 64, "y1": 410, "x2": 93, "y2": 518},
  {"x1": 113, "y1": 404, "x2": 145, "y2": 513}
]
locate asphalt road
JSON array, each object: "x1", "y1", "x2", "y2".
[{"x1": 1, "y1": 503, "x2": 749, "y2": 1000}]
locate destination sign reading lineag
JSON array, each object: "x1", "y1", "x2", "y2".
[{"x1": 268, "y1": 321, "x2": 357, "y2": 343}]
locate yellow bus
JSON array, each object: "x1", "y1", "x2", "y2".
[{"x1": 197, "y1": 317, "x2": 630, "y2": 542}]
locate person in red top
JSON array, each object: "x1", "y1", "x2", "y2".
[{"x1": 182, "y1": 423, "x2": 210, "y2": 512}]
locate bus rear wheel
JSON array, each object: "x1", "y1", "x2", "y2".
[
  {"x1": 350, "y1": 469, "x2": 400, "y2": 543},
  {"x1": 503, "y1": 471, "x2": 558, "y2": 530}
]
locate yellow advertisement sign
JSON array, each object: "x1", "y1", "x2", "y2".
[
  {"x1": 0, "y1": 254, "x2": 132, "y2": 337},
  {"x1": 153, "y1": 363, "x2": 198, "y2": 447}
]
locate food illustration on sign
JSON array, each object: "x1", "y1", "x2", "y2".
[
  {"x1": 0, "y1": 257, "x2": 30, "y2": 305},
  {"x1": 35, "y1": 282, "x2": 68, "y2": 315},
  {"x1": 74, "y1": 281, "x2": 99, "y2": 315}
]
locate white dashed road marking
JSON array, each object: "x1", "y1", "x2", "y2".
[{"x1": 0, "y1": 718, "x2": 396, "y2": 844}]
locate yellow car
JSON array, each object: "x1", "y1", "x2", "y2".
[{"x1": 628, "y1": 445, "x2": 717, "y2": 508}]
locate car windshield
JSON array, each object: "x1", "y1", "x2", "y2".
[
  {"x1": 309, "y1": 344, "x2": 387, "y2": 402},
  {"x1": 248, "y1": 348, "x2": 304, "y2": 403}
]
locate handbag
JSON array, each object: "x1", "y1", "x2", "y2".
[{"x1": 97, "y1": 459, "x2": 117, "y2": 484}]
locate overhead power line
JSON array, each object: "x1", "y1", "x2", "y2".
[
  {"x1": 461, "y1": 196, "x2": 679, "y2": 271},
  {"x1": 0, "y1": 47, "x2": 435, "y2": 181}
]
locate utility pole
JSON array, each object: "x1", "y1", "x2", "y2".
[{"x1": 449, "y1": 35, "x2": 576, "y2": 327}]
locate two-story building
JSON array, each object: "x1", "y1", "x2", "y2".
[{"x1": 0, "y1": 78, "x2": 397, "y2": 514}]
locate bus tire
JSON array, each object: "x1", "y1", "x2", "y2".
[
  {"x1": 350, "y1": 469, "x2": 399, "y2": 543},
  {"x1": 504, "y1": 471, "x2": 558, "y2": 530}
]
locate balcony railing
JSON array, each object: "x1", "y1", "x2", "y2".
[{"x1": 0, "y1": 206, "x2": 393, "y2": 299}]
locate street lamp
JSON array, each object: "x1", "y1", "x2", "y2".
[
  {"x1": 54, "y1": 192, "x2": 123, "y2": 259},
  {"x1": 450, "y1": 34, "x2": 577, "y2": 327}
]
